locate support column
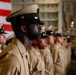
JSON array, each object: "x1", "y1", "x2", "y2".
[{"x1": 58, "y1": 0, "x2": 63, "y2": 32}]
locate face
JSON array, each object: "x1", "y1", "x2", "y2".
[
  {"x1": 0, "y1": 34, "x2": 6, "y2": 44},
  {"x1": 57, "y1": 36, "x2": 64, "y2": 43},
  {"x1": 62, "y1": 40, "x2": 67, "y2": 46},
  {"x1": 37, "y1": 38, "x2": 47, "y2": 49},
  {"x1": 47, "y1": 35, "x2": 54, "y2": 45},
  {"x1": 26, "y1": 24, "x2": 41, "y2": 40}
]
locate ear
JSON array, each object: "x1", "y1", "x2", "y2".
[
  {"x1": 33, "y1": 40, "x2": 37, "y2": 44},
  {"x1": 21, "y1": 25, "x2": 27, "y2": 32}
]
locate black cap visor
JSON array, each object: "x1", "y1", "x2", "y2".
[
  {"x1": 0, "y1": 29, "x2": 7, "y2": 34},
  {"x1": 46, "y1": 30, "x2": 54, "y2": 35},
  {"x1": 41, "y1": 32, "x2": 47, "y2": 38},
  {"x1": 55, "y1": 33, "x2": 64, "y2": 37},
  {"x1": 10, "y1": 13, "x2": 44, "y2": 25}
]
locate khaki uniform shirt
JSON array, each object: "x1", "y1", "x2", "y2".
[
  {"x1": 0, "y1": 38, "x2": 30, "y2": 75},
  {"x1": 63, "y1": 46, "x2": 71, "y2": 73},
  {"x1": 40, "y1": 47, "x2": 54, "y2": 75},
  {"x1": 28, "y1": 46, "x2": 45, "y2": 75},
  {"x1": 50, "y1": 44, "x2": 66, "y2": 75}
]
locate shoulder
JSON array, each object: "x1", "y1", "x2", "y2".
[
  {"x1": 0, "y1": 43, "x2": 21, "y2": 66},
  {"x1": 0, "y1": 52, "x2": 20, "y2": 69},
  {"x1": 28, "y1": 46, "x2": 37, "y2": 56},
  {"x1": 28, "y1": 46, "x2": 40, "y2": 62},
  {"x1": 0, "y1": 52, "x2": 18, "y2": 63},
  {"x1": 0, "y1": 52, "x2": 21, "y2": 75},
  {"x1": 40, "y1": 48, "x2": 49, "y2": 55}
]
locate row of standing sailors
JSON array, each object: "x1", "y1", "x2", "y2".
[
  {"x1": 0, "y1": 25, "x2": 71, "y2": 75},
  {"x1": 0, "y1": 4, "x2": 71, "y2": 75},
  {"x1": 27, "y1": 26, "x2": 71, "y2": 75}
]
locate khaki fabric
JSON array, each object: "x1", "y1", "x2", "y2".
[
  {"x1": 0, "y1": 38, "x2": 30, "y2": 75},
  {"x1": 28, "y1": 46, "x2": 45, "y2": 75},
  {"x1": 50, "y1": 44, "x2": 66, "y2": 75},
  {"x1": 6, "y1": 4, "x2": 39, "y2": 22},
  {"x1": 67, "y1": 48, "x2": 71, "y2": 72},
  {"x1": 62, "y1": 46, "x2": 68, "y2": 75},
  {"x1": 63, "y1": 47, "x2": 71, "y2": 73},
  {"x1": 40, "y1": 47, "x2": 54, "y2": 75}
]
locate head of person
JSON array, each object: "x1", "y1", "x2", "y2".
[
  {"x1": 62, "y1": 37, "x2": 67, "y2": 46},
  {"x1": 34, "y1": 32, "x2": 48, "y2": 49},
  {"x1": 46, "y1": 26, "x2": 55, "y2": 45},
  {"x1": 54, "y1": 31, "x2": 64, "y2": 44},
  {"x1": 0, "y1": 24, "x2": 6, "y2": 45},
  {"x1": 6, "y1": 4, "x2": 44, "y2": 41}
]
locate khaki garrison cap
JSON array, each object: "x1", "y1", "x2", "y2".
[
  {"x1": 46, "y1": 26, "x2": 54, "y2": 35},
  {"x1": 55, "y1": 31, "x2": 64, "y2": 37},
  {"x1": 46, "y1": 26, "x2": 53, "y2": 31},
  {"x1": 6, "y1": 4, "x2": 44, "y2": 25},
  {"x1": 41, "y1": 26, "x2": 46, "y2": 33},
  {"x1": 40, "y1": 26, "x2": 47, "y2": 38}
]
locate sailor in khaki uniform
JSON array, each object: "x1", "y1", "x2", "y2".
[
  {"x1": 0, "y1": 24, "x2": 6, "y2": 53},
  {"x1": 62, "y1": 38, "x2": 71, "y2": 74},
  {"x1": 50, "y1": 32, "x2": 66, "y2": 75},
  {"x1": 39, "y1": 26, "x2": 54, "y2": 75},
  {"x1": 45, "y1": 26, "x2": 55, "y2": 75},
  {"x1": 28, "y1": 46, "x2": 45, "y2": 75},
  {"x1": 0, "y1": 38, "x2": 30, "y2": 75},
  {"x1": 28, "y1": 28, "x2": 46, "y2": 75},
  {"x1": 46, "y1": 26, "x2": 55, "y2": 48},
  {"x1": 0, "y1": 4, "x2": 44, "y2": 75},
  {"x1": 40, "y1": 47, "x2": 54, "y2": 75}
]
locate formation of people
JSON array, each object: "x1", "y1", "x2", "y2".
[{"x1": 0, "y1": 4, "x2": 71, "y2": 75}]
